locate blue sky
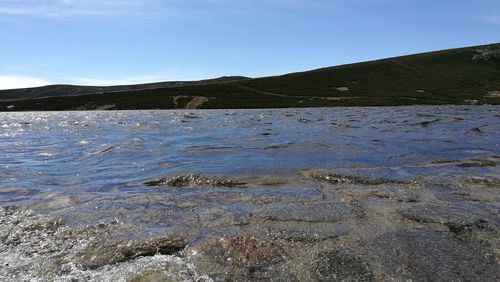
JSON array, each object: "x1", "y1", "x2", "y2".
[{"x1": 0, "y1": 0, "x2": 499, "y2": 89}]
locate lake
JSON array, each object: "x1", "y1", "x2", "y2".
[{"x1": 1, "y1": 106, "x2": 499, "y2": 281}]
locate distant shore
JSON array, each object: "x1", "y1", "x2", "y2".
[{"x1": 1, "y1": 43, "x2": 499, "y2": 111}]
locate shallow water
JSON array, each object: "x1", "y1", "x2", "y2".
[{"x1": 1, "y1": 106, "x2": 499, "y2": 281}]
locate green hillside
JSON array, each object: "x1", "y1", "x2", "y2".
[{"x1": 1, "y1": 43, "x2": 499, "y2": 111}]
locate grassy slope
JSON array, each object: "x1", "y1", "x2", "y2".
[
  {"x1": 0, "y1": 76, "x2": 250, "y2": 100},
  {"x1": 1, "y1": 43, "x2": 499, "y2": 111}
]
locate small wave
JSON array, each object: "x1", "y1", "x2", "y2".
[
  {"x1": 183, "y1": 113, "x2": 202, "y2": 119},
  {"x1": 456, "y1": 159, "x2": 496, "y2": 168},
  {"x1": 259, "y1": 132, "x2": 274, "y2": 136},
  {"x1": 36, "y1": 151, "x2": 58, "y2": 157},
  {"x1": 298, "y1": 118, "x2": 313, "y2": 123},
  {"x1": 467, "y1": 127, "x2": 483, "y2": 134},
  {"x1": 185, "y1": 145, "x2": 244, "y2": 152},
  {"x1": 96, "y1": 145, "x2": 117, "y2": 154},
  {"x1": 264, "y1": 142, "x2": 294, "y2": 150},
  {"x1": 411, "y1": 118, "x2": 442, "y2": 127},
  {"x1": 60, "y1": 120, "x2": 81, "y2": 126}
]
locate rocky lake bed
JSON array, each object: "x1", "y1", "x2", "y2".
[{"x1": 0, "y1": 106, "x2": 499, "y2": 281}]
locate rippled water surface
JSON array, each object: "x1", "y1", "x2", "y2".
[{"x1": 1, "y1": 106, "x2": 499, "y2": 281}]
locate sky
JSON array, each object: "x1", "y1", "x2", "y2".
[{"x1": 0, "y1": 0, "x2": 499, "y2": 90}]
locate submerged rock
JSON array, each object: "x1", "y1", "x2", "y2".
[
  {"x1": 265, "y1": 224, "x2": 348, "y2": 243},
  {"x1": 218, "y1": 236, "x2": 285, "y2": 268},
  {"x1": 256, "y1": 201, "x2": 363, "y2": 222},
  {"x1": 313, "y1": 250, "x2": 372, "y2": 281},
  {"x1": 144, "y1": 173, "x2": 245, "y2": 188},
  {"x1": 302, "y1": 170, "x2": 410, "y2": 186},
  {"x1": 367, "y1": 187, "x2": 419, "y2": 203},
  {"x1": 368, "y1": 229, "x2": 499, "y2": 281},
  {"x1": 398, "y1": 202, "x2": 499, "y2": 235},
  {"x1": 187, "y1": 235, "x2": 288, "y2": 281}
]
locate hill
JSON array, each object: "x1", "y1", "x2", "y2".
[
  {"x1": 0, "y1": 76, "x2": 250, "y2": 101},
  {"x1": 1, "y1": 43, "x2": 499, "y2": 111}
]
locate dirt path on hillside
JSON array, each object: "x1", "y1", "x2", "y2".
[{"x1": 185, "y1": 96, "x2": 209, "y2": 109}]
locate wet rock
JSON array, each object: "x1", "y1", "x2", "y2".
[
  {"x1": 368, "y1": 229, "x2": 499, "y2": 281},
  {"x1": 303, "y1": 170, "x2": 409, "y2": 186},
  {"x1": 76, "y1": 234, "x2": 188, "y2": 270},
  {"x1": 256, "y1": 201, "x2": 363, "y2": 222},
  {"x1": 313, "y1": 250, "x2": 372, "y2": 281},
  {"x1": 144, "y1": 173, "x2": 245, "y2": 188}
]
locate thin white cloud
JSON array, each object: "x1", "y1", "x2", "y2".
[
  {"x1": 0, "y1": 0, "x2": 153, "y2": 18},
  {"x1": 0, "y1": 0, "x2": 334, "y2": 19},
  {"x1": 0, "y1": 76, "x2": 52, "y2": 90}
]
